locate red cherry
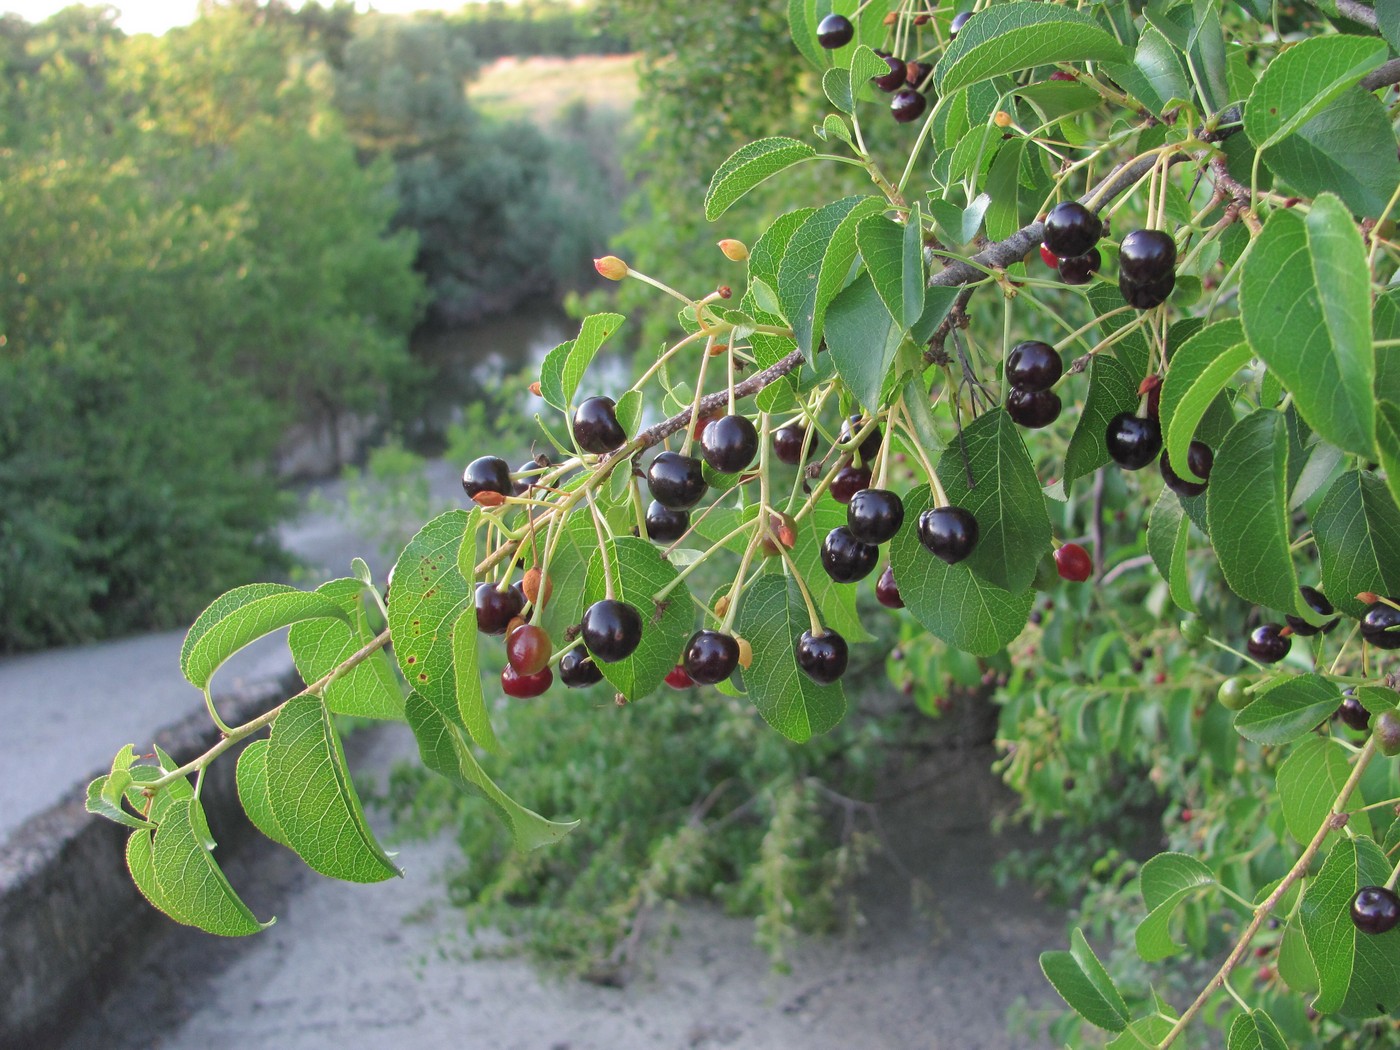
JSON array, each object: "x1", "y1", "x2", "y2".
[
  {"x1": 506, "y1": 624, "x2": 552, "y2": 675},
  {"x1": 1039, "y1": 244, "x2": 1058, "y2": 269},
  {"x1": 1054, "y1": 543, "x2": 1092, "y2": 582},
  {"x1": 665, "y1": 664, "x2": 694, "y2": 688},
  {"x1": 501, "y1": 664, "x2": 553, "y2": 699}
]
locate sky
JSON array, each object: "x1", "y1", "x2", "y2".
[{"x1": 2, "y1": 1, "x2": 468, "y2": 36}]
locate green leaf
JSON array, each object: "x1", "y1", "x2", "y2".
[
  {"x1": 556, "y1": 313, "x2": 625, "y2": 416},
  {"x1": 1279, "y1": 912, "x2": 1321, "y2": 995},
  {"x1": 126, "y1": 829, "x2": 176, "y2": 923},
  {"x1": 151, "y1": 798, "x2": 271, "y2": 936},
  {"x1": 902, "y1": 203, "x2": 926, "y2": 330},
  {"x1": 266, "y1": 692, "x2": 401, "y2": 883},
  {"x1": 1161, "y1": 320, "x2": 1250, "y2": 484},
  {"x1": 450, "y1": 606, "x2": 500, "y2": 755},
  {"x1": 1234, "y1": 674, "x2": 1345, "y2": 746},
  {"x1": 180, "y1": 582, "x2": 348, "y2": 691},
  {"x1": 983, "y1": 136, "x2": 1027, "y2": 242},
  {"x1": 1144, "y1": 0, "x2": 1228, "y2": 112},
  {"x1": 822, "y1": 66, "x2": 855, "y2": 114},
  {"x1": 1135, "y1": 852, "x2": 1216, "y2": 962},
  {"x1": 1241, "y1": 195, "x2": 1376, "y2": 457},
  {"x1": 1106, "y1": 1014, "x2": 1176, "y2": 1049},
  {"x1": 1244, "y1": 35, "x2": 1389, "y2": 151},
  {"x1": 536, "y1": 508, "x2": 596, "y2": 646},
  {"x1": 934, "y1": 3, "x2": 1128, "y2": 95},
  {"x1": 1355, "y1": 684, "x2": 1399, "y2": 717},
  {"x1": 1147, "y1": 490, "x2": 1197, "y2": 614},
  {"x1": 1040, "y1": 927, "x2": 1131, "y2": 1032},
  {"x1": 824, "y1": 271, "x2": 904, "y2": 414},
  {"x1": 776, "y1": 195, "x2": 887, "y2": 360},
  {"x1": 736, "y1": 573, "x2": 847, "y2": 742},
  {"x1": 1314, "y1": 471, "x2": 1400, "y2": 620},
  {"x1": 583, "y1": 537, "x2": 693, "y2": 701},
  {"x1": 537, "y1": 338, "x2": 574, "y2": 413},
  {"x1": 1279, "y1": 737, "x2": 1369, "y2": 851},
  {"x1": 1105, "y1": 26, "x2": 1190, "y2": 117},
  {"x1": 86, "y1": 772, "x2": 151, "y2": 831},
  {"x1": 1226, "y1": 1010, "x2": 1289, "y2": 1050},
  {"x1": 235, "y1": 738, "x2": 290, "y2": 848},
  {"x1": 1206, "y1": 410, "x2": 1301, "y2": 613},
  {"x1": 704, "y1": 137, "x2": 817, "y2": 221},
  {"x1": 939, "y1": 409, "x2": 1051, "y2": 593},
  {"x1": 405, "y1": 689, "x2": 577, "y2": 851},
  {"x1": 856, "y1": 214, "x2": 912, "y2": 330},
  {"x1": 288, "y1": 578, "x2": 403, "y2": 721},
  {"x1": 889, "y1": 485, "x2": 1033, "y2": 657},
  {"x1": 1374, "y1": 402, "x2": 1400, "y2": 515},
  {"x1": 615, "y1": 389, "x2": 643, "y2": 438},
  {"x1": 1302, "y1": 836, "x2": 1400, "y2": 1016},
  {"x1": 1063, "y1": 355, "x2": 1139, "y2": 490}
]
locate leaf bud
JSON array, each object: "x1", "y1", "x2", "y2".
[{"x1": 717, "y1": 239, "x2": 749, "y2": 261}]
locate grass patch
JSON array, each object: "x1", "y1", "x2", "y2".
[{"x1": 470, "y1": 53, "x2": 639, "y2": 123}]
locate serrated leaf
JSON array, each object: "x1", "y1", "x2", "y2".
[
  {"x1": 889, "y1": 485, "x2": 1032, "y2": 656},
  {"x1": 1279, "y1": 737, "x2": 1369, "y2": 851},
  {"x1": 538, "y1": 338, "x2": 574, "y2": 412},
  {"x1": 288, "y1": 578, "x2": 404, "y2": 721},
  {"x1": 736, "y1": 573, "x2": 846, "y2": 742},
  {"x1": 615, "y1": 389, "x2": 642, "y2": 438},
  {"x1": 405, "y1": 690, "x2": 577, "y2": 851},
  {"x1": 934, "y1": 3, "x2": 1127, "y2": 95},
  {"x1": 1355, "y1": 685, "x2": 1399, "y2": 716},
  {"x1": 1135, "y1": 852, "x2": 1216, "y2": 962},
  {"x1": 1040, "y1": 927, "x2": 1130, "y2": 1032},
  {"x1": 126, "y1": 829, "x2": 175, "y2": 922},
  {"x1": 1206, "y1": 410, "x2": 1301, "y2": 613},
  {"x1": 1147, "y1": 490, "x2": 1197, "y2": 614},
  {"x1": 1302, "y1": 836, "x2": 1399, "y2": 1016},
  {"x1": 235, "y1": 738, "x2": 290, "y2": 848},
  {"x1": 125, "y1": 762, "x2": 192, "y2": 825},
  {"x1": 266, "y1": 692, "x2": 400, "y2": 883},
  {"x1": 552, "y1": 313, "x2": 625, "y2": 417},
  {"x1": 1279, "y1": 912, "x2": 1320, "y2": 995},
  {"x1": 1241, "y1": 195, "x2": 1375, "y2": 457},
  {"x1": 450, "y1": 606, "x2": 501, "y2": 754},
  {"x1": 1161, "y1": 319, "x2": 1250, "y2": 484},
  {"x1": 86, "y1": 773, "x2": 151, "y2": 830},
  {"x1": 704, "y1": 137, "x2": 817, "y2": 221},
  {"x1": 820, "y1": 113, "x2": 854, "y2": 147},
  {"x1": 822, "y1": 66, "x2": 854, "y2": 114},
  {"x1": 1226, "y1": 1010, "x2": 1289, "y2": 1050},
  {"x1": 583, "y1": 537, "x2": 693, "y2": 701},
  {"x1": 151, "y1": 798, "x2": 271, "y2": 936},
  {"x1": 1064, "y1": 355, "x2": 1139, "y2": 490},
  {"x1": 537, "y1": 509, "x2": 598, "y2": 646},
  {"x1": 180, "y1": 583, "x2": 347, "y2": 691},
  {"x1": 984, "y1": 136, "x2": 1026, "y2": 241},
  {"x1": 825, "y1": 271, "x2": 904, "y2": 414},
  {"x1": 1314, "y1": 471, "x2": 1400, "y2": 620},
  {"x1": 1105, "y1": 26, "x2": 1190, "y2": 117},
  {"x1": 1245, "y1": 35, "x2": 1388, "y2": 151},
  {"x1": 1235, "y1": 674, "x2": 1344, "y2": 746},
  {"x1": 1375, "y1": 402, "x2": 1400, "y2": 514},
  {"x1": 856, "y1": 214, "x2": 911, "y2": 328}
]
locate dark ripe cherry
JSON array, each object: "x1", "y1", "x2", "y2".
[
  {"x1": 904, "y1": 60, "x2": 932, "y2": 91},
  {"x1": 581, "y1": 598, "x2": 644, "y2": 663},
  {"x1": 511, "y1": 455, "x2": 550, "y2": 497},
  {"x1": 1119, "y1": 229, "x2": 1178, "y2": 284},
  {"x1": 1361, "y1": 601, "x2": 1400, "y2": 650},
  {"x1": 1057, "y1": 248, "x2": 1101, "y2": 286},
  {"x1": 645, "y1": 501, "x2": 690, "y2": 544},
  {"x1": 1005, "y1": 340, "x2": 1062, "y2": 391},
  {"x1": 506, "y1": 623, "x2": 552, "y2": 675},
  {"x1": 821, "y1": 526, "x2": 879, "y2": 583},
  {"x1": 1338, "y1": 693, "x2": 1371, "y2": 732},
  {"x1": 918, "y1": 506, "x2": 979, "y2": 564},
  {"x1": 1159, "y1": 441, "x2": 1214, "y2": 497},
  {"x1": 830, "y1": 464, "x2": 873, "y2": 504},
  {"x1": 573, "y1": 395, "x2": 626, "y2": 455},
  {"x1": 839, "y1": 415, "x2": 883, "y2": 463},
  {"x1": 665, "y1": 664, "x2": 694, "y2": 689},
  {"x1": 773, "y1": 423, "x2": 813, "y2": 465},
  {"x1": 1042, "y1": 201, "x2": 1103, "y2": 259},
  {"x1": 795, "y1": 628, "x2": 849, "y2": 685},
  {"x1": 891, "y1": 88, "x2": 927, "y2": 123},
  {"x1": 1054, "y1": 542, "x2": 1092, "y2": 583},
  {"x1": 872, "y1": 53, "x2": 906, "y2": 92},
  {"x1": 949, "y1": 10, "x2": 972, "y2": 35},
  {"x1": 1350, "y1": 886, "x2": 1400, "y2": 935},
  {"x1": 846, "y1": 488, "x2": 905, "y2": 545},
  {"x1": 501, "y1": 663, "x2": 553, "y2": 699},
  {"x1": 462, "y1": 456, "x2": 513, "y2": 500},
  {"x1": 816, "y1": 12, "x2": 854, "y2": 48},
  {"x1": 559, "y1": 646, "x2": 603, "y2": 688},
  {"x1": 700, "y1": 414, "x2": 759, "y2": 474},
  {"x1": 1105, "y1": 412, "x2": 1162, "y2": 470},
  {"x1": 876, "y1": 565, "x2": 904, "y2": 608},
  {"x1": 1246, "y1": 623, "x2": 1291, "y2": 664},
  {"x1": 1006, "y1": 388, "x2": 1061, "y2": 429},
  {"x1": 683, "y1": 629, "x2": 741, "y2": 685},
  {"x1": 647, "y1": 451, "x2": 707, "y2": 510},
  {"x1": 475, "y1": 582, "x2": 525, "y2": 635},
  {"x1": 1120, "y1": 271, "x2": 1175, "y2": 310},
  {"x1": 1287, "y1": 585, "x2": 1339, "y2": 636},
  {"x1": 1377, "y1": 709, "x2": 1400, "y2": 756}
]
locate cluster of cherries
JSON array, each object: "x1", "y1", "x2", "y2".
[{"x1": 814, "y1": 11, "x2": 953, "y2": 125}]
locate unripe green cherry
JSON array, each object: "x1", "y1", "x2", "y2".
[
  {"x1": 1217, "y1": 677, "x2": 1251, "y2": 711},
  {"x1": 1374, "y1": 709, "x2": 1400, "y2": 757},
  {"x1": 1180, "y1": 618, "x2": 1207, "y2": 645}
]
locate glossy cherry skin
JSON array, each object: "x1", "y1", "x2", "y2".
[
  {"x1": 512, "y1": 456, "x2": 550, "y2": 496},
  {"x1": 876, "y1": 565, "x2": 904, "y2": 608},
  {"x1": 796, "y1": 629, "x2": 849, "y2": 685},
  {"x1": 700, "y1": 414, "x2": 759, "y2": 474},
  {"x1": 773, "y1": 423, "x2": 813, "y2": 465},
  {"x1": 645, "y1": 501, "x2": 690, "y2": 544},
  {"x1": 1350, "y1": 886, "x2": 1400, "y2": 935},
  {"x1": 846, "y1": 488, "x2": 905, "y2": 545},
  {"x1": 816, "y1": 12, "x2": 854, "y2": 48},
  {"x1": 829, "y1": 464, "x2": 873, "y2": 504},
  {"x1": 1361, "y1": 601, "x2": 1400, "y2": 650},
  {"x1": 1042, "y1": 201, "x2": 1103, "y2": 259},
  {"x1": 872, "y1": 53, "x2": 906, "y2": 92},
  {"x1": 475, "y1": 582, "x2": 525, "y2": 635},
  {"x1": 1246, "y1": 623, "x2": 1291, "y2": 664},
  {"x1": 918, "y1": 506, "x2": 979, "y2": 564},
  {"x1": 891, "y1": 88, "x2": 927, "y2": 123},
  {"x1": 647, "y1": 451, "x2": 707, "y2": 510},
  {"x1": 573, "y1": 395, "x2": 626, "y2": 454},
  {"x1": 1377, "y1": 709, "x2": 1400, "y2": 756},
  {"x1": 581, "y1": 599, "x2": 644, "y2": 663},
  {"x1": 1057, "y1": 248, "x2": 1101, "y2": 285},
  {"x1": 559, "y1": 646, "x2": 603, "y2": 688},
  {"x1": 462, "y1": 456, "x2": 513, "y2": 500},
  {"x1": 1159, "y1": 441, "x2": 1214, "y2": 497},
  {"x1": 1054, "y1": 543, "x2": 1092, "y2": 583},
  {"x1": 501, "y1": 664, "x2": 553, "y2": 699},
  {"x1": 506, "y1": 624, "x2": 552, "y2": 675},
  {"x1": 821, "y1": 526, "x2": 879, "y2": 583},
  {"x1": 1106, "y1": 413, "x2": 1162, "y2": 470},
  {"x1": 1218, "y1": 677, "x2": 1250, "y2": 711},
  {"x1": 683, "y1": 629, "x2": 741, "y2": 685},
  {"x1": 1006, "y1": 388, "x2": 1061, "y2": 429},
  {"x1": 1286, "y1": 585, "x2": 1339, "y2": 636},
  {"x1": 1338, "y1": 693, "x2": 1371, "y2": 732},
  {"x1": 1005, "y1": 340, "x2": 1062, "y2": 391},
  {"x1": 1119, "y1": 229, "x2": 1177, "y2": 284},
  {"x1": 1120, "y1": 271, "x2": 1175, "y2": 310},
  {"x1": 949, "y1": 10, "x2": 972, "y2": 35},
  {"x1": 839, "y1": 415, "x2": 882, "y2": 463},
  {"x1": 665, "y1": 664, "x2": 694, "y2": 689}
]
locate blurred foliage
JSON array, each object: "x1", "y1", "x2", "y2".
[{"x1": 449, "y1": 0, "x2": 631, "y2": 59}]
